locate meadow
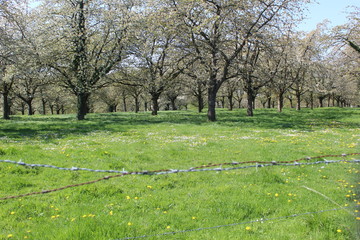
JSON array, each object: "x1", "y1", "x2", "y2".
[{"x1": 0, "y1": 107, "x2": 359, "y2": 240}]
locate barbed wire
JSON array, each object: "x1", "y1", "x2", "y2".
[
  {"x1": 116, "y1": 206, "x2": 359, "y2": 240},
  {"x1": 0, "y1": 158, "x2": 359, "y2": 201},
  {"x1": 1, "y1": 153, "x2": 359, "y2": 174}
]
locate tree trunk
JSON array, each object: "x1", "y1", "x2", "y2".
[
  {"x1": 41, "y1": 98, "x2": 47, "y2": 115},
  {"x1": 77, "y1": 92, "x2": 90, "y2": 120},
  {"x1": 288, "y1": 97, "x2": 293, "y2": 108},
  {"x1": 277, "y1": 92, "x2": 284, "y2": 112},
  {"x1": 49, "y1": 104, "x2": 54, "y2": 114},
  {"x1": 197, "y1": 93, "x2": 204, "y2": 113},
  {"x1": 2, "y1": 92, "x2": 10, "y2": 120},
  {"x1": 318, "y1": 97, "x2": 324, "y2": 108},
  {"x1": 227, "y1": 93, "x2": 234, "y2": 111},
  {"x1": 170, "y1": 97, "x2": 177, "y2": 110},
  {"x1": 267, "y1": 97, "x2": 272, "y2": 109},
  {"x1": 134, "y1": 96, "x2": 140, "y2": 113},
  {"x1": 27, "y1": 99, "x2": 34, "y2": 115},
  {"x1": 296, "y1": 91, "x2": 301, "y2": 111},
  {"x1": 207, "y1": 86, "x2": 217, "y2": 121},
  {"x1": 122, "y1": 95, "x2": 127, "y2": 112},
  {"x1": 151, "y1": 93, "x2": 161, "y2": 116},
  {"x1": 247, "y1": 91, "x2": 254, "y2": 116},
  {"x1": 237, "y1": 97, "x2": 242, "y2": 109}
]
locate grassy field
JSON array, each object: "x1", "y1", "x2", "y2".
[{"x1": 0, "y1": 108, "x2": 359, "y2": 239}]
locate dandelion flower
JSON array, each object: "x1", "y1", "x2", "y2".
[
  {"x1": 134, "y1": 197, "x2": 139, "y2": 200},
  {"x1": 356, "y1": 217, "x2": 360, "y2": 220},
  {"x1": 127, "y1": 222, "x2": 133, "y2": 226},
  {"x1": 10, "y1": 212, "x2": 15, "y2": 215},
  {"x1": 126, "y1": 196, "x2": 131, "y2": 200},
  {"x1": 163, "y1": 211, "x2": 167, "y2": 214},
  {"x1": 337, "y1": 229, "x2": 342, "y2": 233},
  {"x1": 274, "y1": 193, "x2": 279, "y2": 197},
  {"x1": 109, "y1": 211, "x2": 113, "y2": 216},
  {"x1": 192, "y1": 216, "x2": 196, "y2": 220},
  {"x1": 245, "y1": 226, "x2": 251, "y2": 231},
  {"x1": 166, "y1": 226, "x2": 171, "y2": 229},
  {"x1": 7, "y1": 234, "x2": 13, "y2": 238},
  {"x1": 147, "y1": 185, "x2": 152, "y2": 189}
]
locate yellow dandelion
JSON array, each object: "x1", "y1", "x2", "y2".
[
  {"x1": 109, "y1": 211, "x2": 113, "y2": 216},
  {"x1": 337, "y1": 229, "x2": 342, "y2": 233},
  {"x1": 288, "y1": 200, "x2": 292, "y2": 203},
  {"x1": 147, "y1": 185, "x2": 152, "y2": 189},
  {"x1": 274, "y1": 193, "x2": 279, "y2": 197},
  {"x1": 24, "y1": 236, "x2": 29, "y2": 239},
  {"x1": 127, "y1": 222, "x2": 133, "y2": 226},
  {"x1": 82, "y1": 215, "x2": 87, "y2": 218},
  {"x1": 134, "y1": 197, "x2": 139, "y2": 200},
  {"x1": 192, "y1": 216, "x2": 196, "y2": 220},
  {"x1": 346, "y1": 195, "x2": 351, "y2": 198},
  {"x1": 71, "y1": 218, "x2": 76, "y2": 222},
  {"x1": 163, "y1": 211, "x2": 167, "y2": 214},
  {"x1": 51, "y1": 216, "x2": 56, "y2": 219},
  {"x1": 10, "y1": 212, "x2": 15, "y2": 215},
  {"x1": 7, "y1": 234, "x2": 13, "y2": 238},
  {"x1": 26, "y1": 230, "x2": 31, "y2": 233},
  {"x1": 245, "y1": 226, "x2": 251, "y2": 231},
  {"x1": 126, "y1": 196, "x2": 131, "y2": 200},
  {"x1": 166, "y1": 226, "x2": 171, "y2": 229},
  {"x1": 356, "y1": 217, "x2": 360, "y2": 220}
]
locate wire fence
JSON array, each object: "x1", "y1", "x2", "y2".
[
  {"x1": 1, "y1": 153, "x2": 359, "y2": 174},
  {"x1": 1, "y1": 153, "x2": 359, "y2": 239},
  {"x1": 0, "y1": 153, "x2": 359, "y2": 200},
  {"x1": 116, "y1": 206, "x2": 359, "y2": 240}
]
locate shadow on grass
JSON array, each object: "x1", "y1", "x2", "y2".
[{"x1": 0, "y1": 108, "x2": 359, "y2": 140}]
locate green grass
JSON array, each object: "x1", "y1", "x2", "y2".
[{"x1": 0, "y1": 108, "x2": 359, "y2": 239}]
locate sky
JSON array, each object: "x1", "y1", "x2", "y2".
[{"x1": 297, "y1": 0, "x2": 360, "y2": 32}]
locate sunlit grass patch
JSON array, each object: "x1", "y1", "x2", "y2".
[{"x1": 0, "y1": 108, "x2": 359, "y2": 239}]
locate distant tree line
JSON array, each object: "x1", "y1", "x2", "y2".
[{"x1": 1, "y1": 0, "x2": 359, "y2": 121}]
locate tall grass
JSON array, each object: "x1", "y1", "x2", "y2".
[{"x1": 0, "y1": 108, "x2": 359, "y2": 239}]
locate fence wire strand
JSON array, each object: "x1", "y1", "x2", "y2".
[
  {"x1": 1, "y1": 153, "x2": 359, "y2": 174},
  {"x1": 0, "y1": 153, "x2": 359, "y2": 200},
  {"x1": 116, "y1": 206, "x2": 359, "y2": 240}
]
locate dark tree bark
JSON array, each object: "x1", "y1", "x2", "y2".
[
  {"x1": 151, "y1": 91, "x2": 161, "y2": 116},
  {"x1": 77, "y1": 92, "x2": 90, "y2": 120},
  {"x1": 207, "y1": 82, "x2": 218, "y2": 121},
  {"x1": 277, "y1": 92, "x2": 284, "y2": 112},
  {"x1": 2, "y1": 92, "x2": 11, "y2": 119},
  {"x1": 247, "y1": 90, "x2": 254, "y2": 116}
]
